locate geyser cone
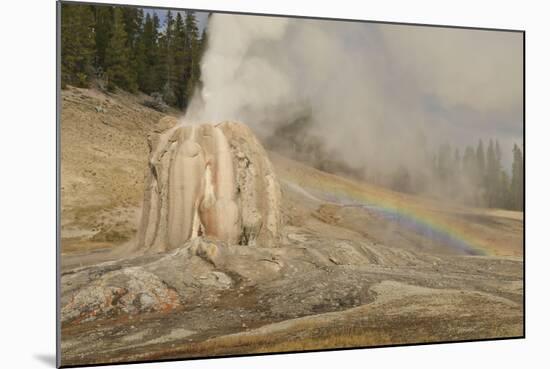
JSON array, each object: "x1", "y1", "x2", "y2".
[{"x1": 135, "y1": 118, "x2": 282, "y2": 253}]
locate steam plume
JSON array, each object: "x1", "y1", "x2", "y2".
[{"x1": 184, "y1": 13, "x2": 522, "y2": 194}]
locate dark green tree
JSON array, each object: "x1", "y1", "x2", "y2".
[
  {"x1": 173, "y1": 12, "x2": 187, "y2": 108},
  {"x1": 122, "y1": 7, "x2": 144, "y2": 85},
  {"x1": 137, "y1": 12, "x2": 160, "y2": 93},
  {"x1": 485, "y1": 139, "x2": 502, "y2": 207},
  {"x1": 158, "y1": 10, "x2": 177, "y2": 105},
  {"x1": 183, "y1": 11, "x2": 201, "y2": 109},
  {"x1": 61, "y1": 4, "x2": 96, "y2": 87},
  {"x1": 104, "y1": 8, "x2": 136, "y2": 91},
  {"x1": 92, "y1": 6, "x2": 114, "y2": 73},
  {"x1": 494, "y1": 140, "x2": 509, "y2": 208},
  {"x1": 475, "y1": 139, "x2": 486, "y2": 188},
  {"x1": 121, "y1": 7, "x2": 143, "y2": 49},
  {"x1": 511, "y1": 144, "x2": 524, "y2": 210}
]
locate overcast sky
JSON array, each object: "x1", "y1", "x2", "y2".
[{"x1": 368, "y1": 23, "x2": 523, "y2": 165}]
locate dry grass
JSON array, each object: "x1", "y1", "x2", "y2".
[
  {"x1": 60, "y1": 86, "x2": 176, "y2": 255},
  {"x1": 139, "y1": 324, "x2": 397, "y2": 361},
  {"x1": 61, "y1": 238, "x2": 113, "y2": 253},
  {"x1": 252, "y1": 329, "x2": 394, "y2": 353}
]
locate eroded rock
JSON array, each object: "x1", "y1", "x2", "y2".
[
  {"x1": 61, "y1": 267, "x2": 180, "y2": 324},
  {"x1": 135, "y1": 121, "x2": 281, "y2": 253}
]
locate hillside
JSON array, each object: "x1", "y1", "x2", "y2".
[{"x1": 60, "y1": 87, "x2": 178, "y2": 260}]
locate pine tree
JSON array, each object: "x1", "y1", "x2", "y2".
[
  {"x1": 498, "y1": 170, "x2": 511, "y2": 209},
  {"x1": 485, "y1": 139, "x2": 502, "y2": 207},
  {"x1": 158, "y1": 10, "x2": 177, "y2": 105},
  {"x1": 105, "y1": 8, "x2": 136, "y2": 91},
  {"x1": 511, "y1": 144, "x2": 524, "y2": 210},
  {"x1": 183, "y1": 11, "x2": 201, "y2": 109},
  {"x1": 122, "y1": 7, "x2": 144, "y2": 86},
  {"x1": 122, "y1": 7, "x2": 143, "y2": 49},
  {"x1": 475, "y1": 139, "x2": 486, "y2": 188},
  {"x1": 173, "y1": 12, "x2": 187, "y2": 108},
  {"x1": 137, "y1": 12, "x2": 160, "y2": 93},
  {"x1": 61, "y1": 4, "x2": 96, "y2": 87},
  {"x1": 496, "y1": 141, "x2": 504, "y2": 206},
  {"x1": 92, "y1": 6, "x2": 114, "y2": 74},
  {"x1": 151, "y1": 13, "x2": 163, "y2": 92}
]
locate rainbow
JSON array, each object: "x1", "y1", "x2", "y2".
[{"x1": 281, "y1": 171, "x2": 493, "y2": 256}]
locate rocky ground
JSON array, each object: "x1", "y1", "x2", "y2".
[{"x1": 59, "y1": 88, "x2": 523, "y2": 366}]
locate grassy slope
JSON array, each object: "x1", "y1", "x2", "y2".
[
  {"x1": 60, "y1": 86, "x2": 175, "y2": 255},
  {"x1": 271, "y1": 153, "x2": 523, "y2": 257}
]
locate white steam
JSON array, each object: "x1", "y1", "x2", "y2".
[{"x1": 184, "y1": 13, "x2": 522, "y2": 188}]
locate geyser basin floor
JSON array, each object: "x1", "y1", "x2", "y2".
[
  {"x1": 61, "y1": 150, "x2": 523, "y2": 366},
  {"x1": 59, "y1": 89, "x2": 523, "y2": 366}
]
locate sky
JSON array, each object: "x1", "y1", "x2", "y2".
[{"x1": 144, "y1": 9, "x2": 209, "y2": 32}]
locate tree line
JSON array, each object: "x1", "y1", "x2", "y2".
[
  {"x1": 391, "y1": 139, "x2": 524, "y2": 211},
  {"x1": 61, "y1": 4, "x2": 207, "y2": 110},
  {"x1": 435, "y1": 139, "x2": 524, "y2": 211}
]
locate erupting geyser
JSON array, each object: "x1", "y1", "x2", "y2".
[{"x1": 135, "y1": 118, "x2": 282, "y2": 253}]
